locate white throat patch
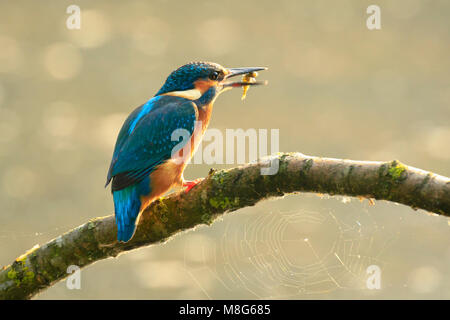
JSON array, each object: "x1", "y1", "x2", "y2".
[{"x1": 162, "y1": 89, "x2": 202, "y2": 100}]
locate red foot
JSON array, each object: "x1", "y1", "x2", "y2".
[{"x1": 183, "y1": 178, "x2": 204, "y2": 193}]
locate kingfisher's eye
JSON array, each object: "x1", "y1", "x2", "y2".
[{"x1": 209, "y1": 71, "x2": 220, "y2": 80}]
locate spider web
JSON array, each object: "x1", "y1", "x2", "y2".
[{"x1": 182, "y1": 196, "x2": 395, "y2": 299}]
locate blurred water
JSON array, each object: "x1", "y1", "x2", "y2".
[{"x1": 0, "y1": 0, "x2": 449, "y2": 299}]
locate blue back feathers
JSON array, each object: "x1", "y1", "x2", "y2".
[
  {"x1": 106, "y1": 95, "x2": 198, "y2": 242},
  {"x1": 127, "y1": 97, "x2": 160, "y2": 134},
  {"x1": 106, "y1": 96, "x2": 197, "y2": 188}
]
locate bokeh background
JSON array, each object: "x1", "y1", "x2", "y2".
[{"x1": 0, "y1": 0, "x2": 449, "y2": 299}]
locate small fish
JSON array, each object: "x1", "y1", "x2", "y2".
[{"x1": 241, "y1": 71, "x2": 258, "y2": 100}]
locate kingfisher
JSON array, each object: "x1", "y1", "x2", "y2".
[{"x1": 105, "y1": 61, "x2": 267, "y2": 242}]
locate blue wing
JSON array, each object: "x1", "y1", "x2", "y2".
[{"x1": 106, "y1": 95, "x2": 198, "y2": 191}]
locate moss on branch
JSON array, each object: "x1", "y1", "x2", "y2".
[{"x1": 1, "y1": 152, "x2": 449, "y2": 299}]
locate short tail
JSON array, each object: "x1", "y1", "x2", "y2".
[{"x1": 113, "y1": 179, "x2": 149, "y2": 242}]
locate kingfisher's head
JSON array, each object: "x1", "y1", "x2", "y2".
[{"x1": 155, "y1": 61, "x2": 267, "y2": 105}]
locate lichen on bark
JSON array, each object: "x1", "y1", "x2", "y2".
[{"x1": 0, "y1": 152, "x2": 449, "y2": 300}]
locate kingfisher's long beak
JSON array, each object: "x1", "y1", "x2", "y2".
[{"x1": 221, "y1": 67, "x2": 268, "y2": 88}]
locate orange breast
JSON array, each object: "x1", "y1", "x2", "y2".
[
  {"x1": 140, "y1": 102, "x2": 214, "y2": 212},
  {"x1": 188, "y1": 102, "x2": 213, "y2": 159}
]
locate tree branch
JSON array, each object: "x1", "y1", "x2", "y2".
[{"x1": 1, "y1": 153, "x2": 449, "y2": 299}]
